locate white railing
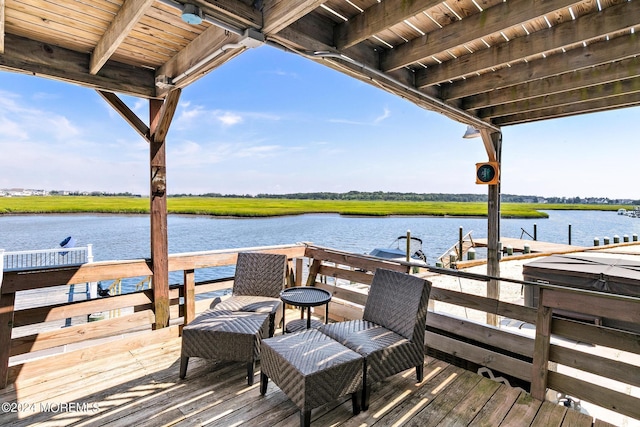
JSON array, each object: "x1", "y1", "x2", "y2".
[{"x1": 2, "y1": 245, "x2": 93, "y2": 271}]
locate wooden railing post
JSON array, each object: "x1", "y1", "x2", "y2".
[
  {"x1": 295, "y1": 258, "x2": 303, "y2": 287},
  {"x1": 0, "y1": 292, "x2": 16, "y2": 388},
  {"x1": 531, "y1": 287, "x2": 552, "y2": 400},
  {"x1": 183, "y1": 269, "x2": 196, "y2": 325}
]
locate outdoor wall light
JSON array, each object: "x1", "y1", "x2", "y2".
[
  {"x1": 463, "y1": 125, "x2": 481, "y2": 139},
  {"x1": 182, "y1": 4, "x2": 203, "y2": 25}
]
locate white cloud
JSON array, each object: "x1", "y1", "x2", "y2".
[
  {"x1": 236, "y1": 144, "x2": 281, "y2": 157},
  {"x1": 373, "y1": 107, "x2": 391, "y2": 124},
  {"x1": 216, "y1": 111, "x2": 243, "y2": 126},
  {"x1": 329, "y1": 107, "x2": 392, "y2": 126}
]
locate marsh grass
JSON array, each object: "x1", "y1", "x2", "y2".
[{"x1": 0, "y1": 196, "x2": 628, "y2": 218}]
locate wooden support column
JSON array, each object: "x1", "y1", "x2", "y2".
[
  {"x1": 149, "y1": 89, "x2": 181, "y2": 329},
  {"x1": 481, "y1": 129, "x2": 502, "y2": 326},
  {"x1": 149, "y1": 99, "x2": 169, "y2": 329}
]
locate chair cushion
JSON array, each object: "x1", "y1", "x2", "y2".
[
  {"x1": 319, "y1": 320, "x2": 423, "y2": 382},
  {"x1": 214, "y1": 295, "x2": 282, "y2": 315}
]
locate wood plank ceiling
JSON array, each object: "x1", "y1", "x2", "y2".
[{"x1": 1, "y1": 0, "x2": 639, "y2": 130}]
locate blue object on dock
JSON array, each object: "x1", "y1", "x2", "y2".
[{"x1": 59, "y1": 236, "x2": 76, "y2": 256}]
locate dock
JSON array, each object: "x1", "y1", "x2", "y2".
[{"x1": 474, "y1": 237, "x2": 585, "y2": 254}]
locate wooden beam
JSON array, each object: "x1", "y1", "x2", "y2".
[
  {"x1": 0, "y1": 34, "x2": 155, "y2": 98},
  {"x1": 155, "y1": 25, "x2": 242, "y2": 94},
  {"x1": 416, "y1": 0, "x2": 640, "y2": 88},
  {"x1": 262, "y1": 0, "x2": 325, "y2": 35},
  {"x1": 478, "y1": 76, "x2": 640, "y2": 119},
  {"x1": 381, "y1": 0, "x2": 580, "y2": 72},
  {"x1": 442, "y1": 33, "x2": 640, "y2": 101},
  {"x1": 200, "y1": 0, "x2": 263, "y2": 29},
  {"x1": 494, "y1": 92, "x2": 640, "y2": 126},
  {"x1": 96, "y1": 90, "x2": 150, "y2": 140},
  {"x1": 480, "y1": 129, "x2": 496, "y2": 163},
  {"x1": 90, "y1": 0, "x2": 156, "y2": 75},
  {"x1": 152, "y1": 88, "x2": 181, "y2": 143},
  {"x1": 0, "y1": 0, "x2": 5, "y2": 54},
  {"x1": 463, "y1": 56, "x2": 640, "y2": 110},
  {"x1": 335, "y1": 0, "x2": 442, "y2": 50}
]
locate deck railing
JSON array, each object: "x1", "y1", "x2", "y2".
[
  {"x1": 0, "y1": 243, "x2": 638, "y2": 423},
  {"x1": 2, "y1": 245, "x2": 93, "y2": 271}
]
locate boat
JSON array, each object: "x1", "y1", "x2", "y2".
[
  {"x1": 368, "y1": 235, "x2": 427, "y2": 265},
  {"x1": 626, "y1": 207, "x2": 640, "y2": 218},
  {"x1": 618, "y1": 208, "x2": 627, "y2": 215}
]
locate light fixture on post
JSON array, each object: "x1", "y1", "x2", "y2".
[
  {"x1": 182, "y1": 4, "x2": 203, "y2": 25},
  {"x1": 462, "y1": 125, "x2": 481, "y2": 139}
]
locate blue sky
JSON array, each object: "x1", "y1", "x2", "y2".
[{"x1": 1, "y1": 45, "x2": 638, "y2": 199}]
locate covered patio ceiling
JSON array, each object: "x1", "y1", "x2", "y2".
[{"x1": 1, "y1": 0, "x2": 639, "y2": 130}]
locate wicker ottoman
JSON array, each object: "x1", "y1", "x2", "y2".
[
  {"x1": 260, "y1": 329, "x2": 363, "y2": 427},
  {"x1": 180, "y1": 309, "x2": 269, "y2": 386}
]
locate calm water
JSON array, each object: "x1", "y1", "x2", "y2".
[{"x1": 2, "y1": 210, "x2": 639, "y2": 291}]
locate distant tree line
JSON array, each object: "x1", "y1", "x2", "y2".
[
  {"x1": 12, "y1": 189, "x2": 637, "y2": 204},
  {"x1": 170, "y1": 191, "x2": 639, "y2": 205}
]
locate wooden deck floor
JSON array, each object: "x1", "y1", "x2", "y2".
[{"x1": 0, "y1": 330, "x2": 604, "y2": 427}]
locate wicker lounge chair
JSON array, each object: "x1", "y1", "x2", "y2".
[
  {"x1": 179, "y1": 252, "x2": 287, "y2": 384},
  {"x1": 213, "y1": 252, "x2": 288, "y2": 337},
  {"x1": 319, "y1": 268, "x2": 432, "y2": 409}
]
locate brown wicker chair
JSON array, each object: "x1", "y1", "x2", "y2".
[
  {"x1": 213, "y1": 252, "x2": 288, "y2": 337},
  {"x1": 319, "y1": 268, "x2": 432, "y2": 409},
  {"x1": 179, "y1": 252, "x2": 287, "y2": 384}
]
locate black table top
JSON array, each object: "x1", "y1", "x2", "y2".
[{"x1": 280, "y1": 287, "x2": 331, "y2": 307}]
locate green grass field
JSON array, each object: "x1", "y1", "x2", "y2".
[{"x1": 0, "y1": 196, "x2": 630, "y2": 218}]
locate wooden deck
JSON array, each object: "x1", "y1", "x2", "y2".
[{"x1": 0, "y1": 329, "x2": 601, "y2": 427}]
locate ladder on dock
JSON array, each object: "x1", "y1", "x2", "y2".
[{"x1": 438, "y1": 231, "x2": 474, "y2": 268}]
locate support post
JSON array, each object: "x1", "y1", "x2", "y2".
[
  {"x1": 148, "y1": 89, "x2": 181, "y2": 329},
  {"x1": 482, "y1": 129, "x2": 502, "y2": 326},
  {"x1": 150, "y1": 98, "x2": 169, "y2": 329}
]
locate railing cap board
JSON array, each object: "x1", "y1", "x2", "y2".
[{"x1": 540, "y1": 286, "x2": 640, "y2": 324}]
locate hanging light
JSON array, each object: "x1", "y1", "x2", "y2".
[
  {"x1": 463, "y1": 125, "x2": 481, "y2": 139},
  {"x1": 182, "y1": 4, "x2": 203, "y2": 25}
]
